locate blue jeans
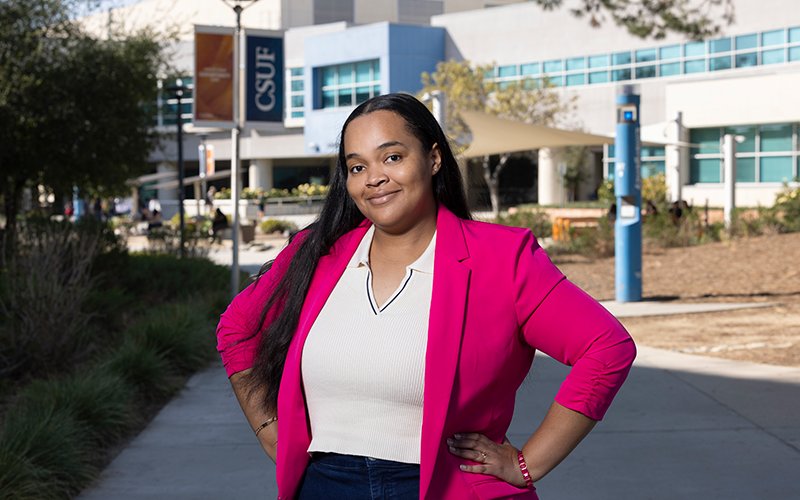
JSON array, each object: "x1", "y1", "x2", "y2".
[{"x1": 297, "y1": 453, "x2": 420, "y2": 499}]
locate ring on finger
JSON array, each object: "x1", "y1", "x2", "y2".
[{"x1": 478, "y1": 450, "x2": 487, "y2": 462}]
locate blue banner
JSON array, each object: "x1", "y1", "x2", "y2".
[{"x1": 246, "y1": 34, "x2": 284, "y2": 123}]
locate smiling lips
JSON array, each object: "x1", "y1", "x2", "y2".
[{"x1": 367, "y1": 190, "x2": 400, "y2": 205}]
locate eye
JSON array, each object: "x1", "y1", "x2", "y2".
[
  {"x1": 386, "y1": 154, "x2": 402, "y2": 163},
  {"x1": 348, "y1": 164, "x2": 365, "y2": 175}
]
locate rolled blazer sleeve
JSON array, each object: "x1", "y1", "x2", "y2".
[
  {"x1": 513, "y1": 231, "x2": 636, "y2": 421},
  {"x1": 216, "y1": 231, "x2": 307, "y2": 377}
]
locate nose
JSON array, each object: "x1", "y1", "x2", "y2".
[{"x1": 365, "y1": 167, "x2": 388, "y2": 188}]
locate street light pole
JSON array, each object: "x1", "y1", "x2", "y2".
[
  {"x1": 222, "y1": 0, "x2": 259, "y2": 297},
  {"x1": 166, "y1": 79, "x2": 189, "y2": 259}
]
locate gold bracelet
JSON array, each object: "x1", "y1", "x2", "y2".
[{"x1": 254, "y1": 416, "x2": 278, "y2": 437}]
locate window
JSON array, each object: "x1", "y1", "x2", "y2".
[
  {"x1": 288, "y1": 67, "x2": 305, "y2": 119},
  {"x1": 659, "y1": 45, "x2": 680, "y2": 60},
  {"x1": 588, "y1": 54, "x2": 609, "y2": 68},
  {"x1": 690, "y1": 158, "x2": 721, "y2": 183},
  {"x1": 566, "y1": 57, "x2": 586, "y2": 71},
  {"x1": 760, "y1": 124, "x2": 792, "y2": 152},
  {"x1": 691, "y1": 128, "x2": 721, "y2": 154},
  {"x1": 684, "y1": 41, "x2": 706, "y2": 57},
  {"x1": 611, "y1": 68, "x2": 631, "y2": 81},
  {"x1": 520, "y1": 63, "x2": 540, "y2": 75},
  {"x1": 635, "y1": 48, "x2": 656, "y2": 63},
  {"x1": 566, "y1": 73, "x2": 585, "y2": 86},
  {"x1": 762, "y1": 29, "x2": 785, "y2": 46},
  {"x1": 612, "y1": 51, "x2": 631, "y2": 65},
  {"x1": 710, "y1": 56, "x2": 732, "y2": 71},
  {"x1": 498, "y1": 65, "x2": 517, "y2": 78},
  {"x1": 589, "y1": 71, "x2": 609, "y2": 84},
  {"x1": 709, "y1": 38, "x2": 731, "y2": 53},
  {"x1": 660, "y1": 62, "x2": 680, "y2": 76},
  {"x1": 760, "y1": 157, "x2": 793, "y2": 182},
  {"x1": 635, "y1": 65, "x2": 656, "y2": 79},
  {"x1": 735, "y1": 52, "x2": 758, "y2": 68},
  {"x1": 543, "y1": 59, "x2": 563, "y2": 73},
  {"x1": 684, "y1": 59, "x2": 706, "y2": 73},
  {"x1": 725, "y1": 126, "x2": 756, "y2": 152},
  {"x1": 318, "y1": 59, "x2": 380, "y2": 109},
  {"x1": 790, "y1": 27, "x2": 800, "y2": 43},
  {"x1": 761, "y1": 48, "x2": 785, "y2": 65},
  {"x1": 790, "y1": 46, "x2": 800, "y2": 62},
  {"x1": 736, "y1": 158, "x2": 756, "y2": 182},
  {"x1": 736, "y1": 34, "x2": 758, "y2": 50}
]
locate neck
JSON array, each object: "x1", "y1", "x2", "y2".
[{"x1": 370, "y1": 212, "x2": 437, "y2": 267}]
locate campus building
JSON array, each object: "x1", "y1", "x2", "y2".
[{"x1": 84, "y1": 0, "x2": 800, "y2": 212}]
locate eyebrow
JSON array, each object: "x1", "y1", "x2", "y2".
[{"x1": 345, "y1": 141, "x2": 407, "y2": 160}]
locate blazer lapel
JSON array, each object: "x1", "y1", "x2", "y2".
[
  {"x1": 277, "y1": 221, "x2": 370, "y2": 498},
  {"x1": 419, "y1": 207, "x2": 471, "y2": 498}
]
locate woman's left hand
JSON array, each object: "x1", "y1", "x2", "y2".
[{"x1": 447, "y1": 433, "x2": 527, "y2": 488}]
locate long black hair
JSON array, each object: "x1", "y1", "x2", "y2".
[{"x1": 247, "y1": 92, "x2": 471, "y2": 412}]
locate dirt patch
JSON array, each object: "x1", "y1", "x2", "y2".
[{"x1": 551, "y1": 232, "x2": 800, "y2": 367}]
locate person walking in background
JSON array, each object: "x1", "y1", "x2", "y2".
[
  {"x1": 216, "y1": 93, "x2": 636, "y2": 499},
  {"x1": 211, "y1": 208, "x2": 229, "y2": 244}
]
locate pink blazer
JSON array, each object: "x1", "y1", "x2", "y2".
[{"x1": 217, "y1": 206, "x2": 636, "y2": 500}]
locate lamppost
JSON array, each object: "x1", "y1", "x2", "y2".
[
  {"x1": 166, "y1": 78, "x2": 189, "y2": 259},
  {"x1": 221, "y1": 0, "x2": 259, "y2": 296}
]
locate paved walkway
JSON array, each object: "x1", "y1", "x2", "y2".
[{"x1": 81, "y1": 241, "x2": 800, "y2": 499}]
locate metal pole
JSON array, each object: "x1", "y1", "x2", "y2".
[
  {"x1": 614, "y1": 84, "x2": 642, "y2": 303},
  {"x1": 723, "y1": 134, "x2": 737, "y2": 231},
  {"x1": 230, "y1": 5, "x2": 243, "y2": 296},
  {"x1": 176, "y1": 84, "x2": 185, "y2": 259}
]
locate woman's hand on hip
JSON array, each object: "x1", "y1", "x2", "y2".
[{"x1": 447, "y1": 433, "x2": 527, "y2": 488}]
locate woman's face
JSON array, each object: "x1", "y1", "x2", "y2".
[{"x1": 344, "y1": 110, "x2": 440, "y2": 234}]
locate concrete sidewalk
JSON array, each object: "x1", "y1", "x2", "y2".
[{"x1": 79, "y1": 342, "x2": 800, "y2": 499}]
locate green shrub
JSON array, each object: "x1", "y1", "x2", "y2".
[
  {"x1": 774, "y1": 185, "x2": 800, "y2": 232},
  {"x1": 14, "y1": 370, "x2": 135, "y2": 447},
  {"x1": 103, "y1": 339, "x2": 179, "y2": 400},
  {"x1": 549, "y1": 217, "x2": 615, "y2": 258},
  {"x1": 496, "y1": 209, "x2": 553, "y2": 238},
  {"x1": 0, "y1": 404, "x2": 95, "y2": 499},
  {"x1": 260, "y1": 218, "x2": 298, "y2": 235},
  {"x1": 127, "y1": 302, "x2": 215, "y2": 374},
  {"x1": 120, "y1": 255, "x2": 229, "y2": 303}
]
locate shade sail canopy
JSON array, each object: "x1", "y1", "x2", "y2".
[{"x1": 460, "y1": 110, "x2": 615, "y2": 158}]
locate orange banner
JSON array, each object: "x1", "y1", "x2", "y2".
[{"x1": 194, "y1": 30, "x2": 234, "y2": 126}]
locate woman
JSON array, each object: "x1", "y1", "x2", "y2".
[{"x1": 216, "y1": 93, "x2": 636, "y2": 499}]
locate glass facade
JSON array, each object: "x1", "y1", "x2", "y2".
[
  {"x1": 689, "y1": 123, "x2": 800, "y2": 184},
  {"x1": 159, "y1": 77, "x2": 194, "y2": 127},
  {"x1": 605, "y1": 145, "x2": 666, "y2": 180},
  {"x1": 485, "y1": 25, "x2": 800, "y2": 89},
  {"x1": 288, "y1": 67, "x2": 305, "y2": 119},
  {"x1": 318, "y1": 59, "x2": 380, "y2": 109}
]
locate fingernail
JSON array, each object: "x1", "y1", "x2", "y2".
[
  {"x1": 454, "y1": 433, "x2": 462, "y2": 438},
  {"x1": 446, "y1": 438, "x2": 453, "y2": 445},
  {"x1": 448, "y1": 446, "x2": 456, "y2": 452},
  {"x1": 459, "y1": 464, "x2": 467, "y2": 470}
]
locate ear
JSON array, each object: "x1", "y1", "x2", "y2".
[{"x1": 430, "y1": 143, "x2": 442, "y2": 175}]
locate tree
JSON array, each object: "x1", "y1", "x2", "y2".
[
  {"x1": 420, "y1": 60, "x2": 574, "y2": 217},
  {"x1": 0, "y1": 0, "x2": 166, "y2": 258},
  {"x1": 533, "y1": 0, "x2": 734, "y2": 40}
]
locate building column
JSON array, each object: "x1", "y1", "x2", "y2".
[
  {"x1": 538, "y1": 147, "x2": 565, "y2": 206},
  {"x1": 248, "y1": 159, "x2": 274, "y2": 190},
  {"x1": 666, "y1": 111, "x2": 684, "y2": 203}
]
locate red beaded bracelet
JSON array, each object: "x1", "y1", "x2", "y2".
[{"x1": 517, "y1": 450, "x2": 534, "y2": 490}]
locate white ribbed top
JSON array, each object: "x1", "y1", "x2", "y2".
[{"x1": 301, "y1": 226, "x2": 435, "y2": 464}]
